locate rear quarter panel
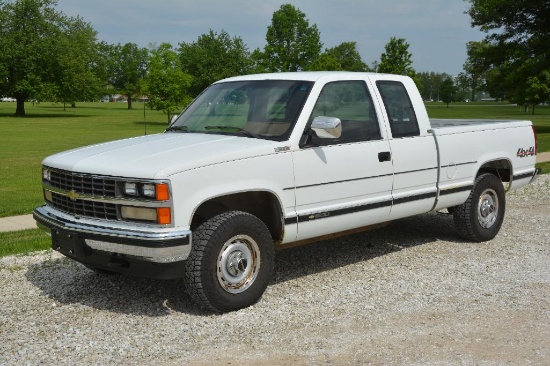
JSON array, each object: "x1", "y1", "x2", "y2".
[{"x1": 432, "y1": 120, "x2": 537, "y2": 209}]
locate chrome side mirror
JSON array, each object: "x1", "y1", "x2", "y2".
[
  {"x1": 311, "y1": 116, "x2": 342, "y2": 139},
  {"x1": 170, "y1": 114, "x2": 179, "y2": 124}
]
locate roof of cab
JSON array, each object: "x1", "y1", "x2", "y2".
[{"x1": 216, "y1": 71, "x2": 406, "y2": 83}]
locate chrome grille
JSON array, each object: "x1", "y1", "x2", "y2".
[
  {"x1": 48, "y1": 192, "x2": 118, "y2": 220},
  {"x1": 48, "y1": 169, "x2": 116, "y2": 197}
]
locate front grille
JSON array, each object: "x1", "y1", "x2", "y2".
[
  {"x1": 49, "y1": 169, "x2": 116, "y2": 198},
  {"x1": 48, "y1": 192, "x2": 118, "y2": 220}
]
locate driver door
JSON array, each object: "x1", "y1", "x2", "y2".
[{"x1": 290, "y1": 80, "x2": 394, "y2": 241}]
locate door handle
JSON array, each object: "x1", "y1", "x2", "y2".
[{"x1": 378, "y1": 151, "x2": 391, "y2": 162}]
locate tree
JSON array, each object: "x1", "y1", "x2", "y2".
[
  {"x1": 144, "y1": 43, "x2": 192, "y2": 122},
  {"x1": 53, "y1": 16, "x2": 102, "y2": 109},
  {"x1": 377, "y1": 37, "x2": 415, "y2": 77},
  {"x1": 0, "y1": 0, "x2": 98, "y2": 116},
  {"x1": 455, "y1": 72, "x2": 472, "y2": 101},
  {"x1": 417, "y1": 72, "x2": 451, "y2": 101},
  {"x1": 462, "y1": 41, "x2": 488, "y2": 101},
  {"x1": 257, "y1": 4, "x2": 322, "y2": 72},
  {"x1": 467, "y1": 0, "x2": 550, "y2": 111},
  {"x1": 524, "y1": 71, "x2": 550, "y2": 115},
  {"x1": 439, "y1": 78, "x2": 456, "y2": 107},
  {"x1": 92, "y1": 41, "x2": 118, "y2": 98},
  {"x1": 307, "y1": 42, "x2": 369, "y2": 71},
  {"x1": 110, "y1": 42, "x2": 148, "y2": 109},
  {"x1": 179, "y1": 30, "x2": 251, "y2": 97}
]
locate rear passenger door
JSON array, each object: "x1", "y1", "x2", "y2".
[
  {"x1": 291, "y1": 80, "x2": 394, "y2": 241},
  {"x1": 375, "y1": 80, "x2": 438, "y2": 220}
]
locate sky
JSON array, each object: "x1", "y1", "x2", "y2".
[{"x1": 55, "y1": 0, "x2": 486, "y2": 76}]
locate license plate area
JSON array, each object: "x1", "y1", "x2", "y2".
[{"x1": 52, "y1": 230, "x2": 87, "y2": 257}]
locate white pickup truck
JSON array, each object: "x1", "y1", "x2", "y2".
[{"x1": 34, "y1": 72, "x2": 540, "y2": 312}]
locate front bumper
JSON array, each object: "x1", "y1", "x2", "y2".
[{"x1": 34, "y1": 205, "x2": 192, "y2": 279}]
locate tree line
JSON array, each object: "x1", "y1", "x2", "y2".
[
  {"x1": 423, "y1": 0, "x2": 550, "y2": 112},
  {"x1": 1, "y1": 0, "x2": 547, "y2": 117}
]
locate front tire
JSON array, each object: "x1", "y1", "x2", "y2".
[
  {"x1": 453, "y1": 173, "x2": 505, "y2": 242},
  {"x1": 184, "y1": 211, "x2": 274, "y2": 313}
]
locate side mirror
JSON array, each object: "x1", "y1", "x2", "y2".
[
  {"x1": 311, "y1": 116, "x2": 342, "y2": 139},
  {"x1": 170, "y1": 114, "x2": 179, "y2": 124}
]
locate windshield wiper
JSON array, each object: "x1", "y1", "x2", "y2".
[
  {"x1": 165, "y1": 125, "x2": 188, "y2": 132},
  {"x1": 203, "y1": 125, "x2": 260, "y2": 138}
]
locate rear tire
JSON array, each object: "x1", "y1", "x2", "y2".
[
  {"x1": 453, "y1": 173, "x2": 505, "y2": 242},
  {"x1": 184, "y1": 211, "x2": 274, "y2": 313}
]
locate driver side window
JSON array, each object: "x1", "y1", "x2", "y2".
[{"x1": 308, "y1": 80, "x2": 381, "y2": 146}]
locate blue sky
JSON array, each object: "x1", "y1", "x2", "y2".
[{"x1": 56, "y1": 0, "x2": 486, "y2": 75}]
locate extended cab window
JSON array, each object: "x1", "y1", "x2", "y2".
[
  {"x1": 376, "y1": 81, "x2": 420, "y2": 138},
  {"x1": 308, "y1": 80, "x2": 381, "y2": 145}
]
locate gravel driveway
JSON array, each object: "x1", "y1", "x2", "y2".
[{"x1": 1, "y1": 175, "x2": 549, "y2": 365}]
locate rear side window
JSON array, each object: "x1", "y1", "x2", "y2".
[
  {"x1": 308, "y1": 80, "x2": 381, "y2": 146},
  {"x1": 376, "y1": 81, "x2": 419, "y2": 138}
]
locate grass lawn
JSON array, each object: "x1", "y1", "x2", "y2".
[
  {"x1": 0, "y1": 229, "x2": 51, "y2": 258},
  {"x1": 537, "y1": 161, "x2": 550, "y2": 174},
  {"x1": 0, "y1": 101, "x2": 168, "y2": 217},
  {"x1": 426, "y1": 102, "x2": 550, "y2": 152}
]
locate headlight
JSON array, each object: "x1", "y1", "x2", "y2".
[
  {"x1": 124, "y1": 182, "x2": 138, "y2": 196},
  {"x1": 142, "y1": 183, "x2": 156, "y2": 198},
  {"x1": 42, "y1": 168, "x2": 51, "y2": 182},
  {"x1": 122, "y1": 181, "x2": 170, "y2": 201}
]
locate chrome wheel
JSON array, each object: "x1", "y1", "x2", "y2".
[
  {"x1": 217, "y1": 235, "x2": 260, "y2": 294},
  {"x1": 477, "y1": 188, "x2": 498, "y2": 229}
]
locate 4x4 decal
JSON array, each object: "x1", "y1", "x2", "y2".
[{"x1": 517, "y1": 147, "x2": 535, "y2": 158}]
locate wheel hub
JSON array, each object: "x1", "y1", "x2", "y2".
[
  {"x1": 226, "y1": 251, "x2": 248, "y2": 276},
  {"x1": 217, "y1": 235, "x2": 260, "y2": 294},
  {"x1": 478, "y1": 189, "x2": 499, "y2": 229}
]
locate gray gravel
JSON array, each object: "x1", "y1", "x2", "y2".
[{"x1": 1, "y1": 175, "x2": 549, "y2": 365}]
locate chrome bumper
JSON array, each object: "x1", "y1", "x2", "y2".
[{"x1": 33, "y1": 205, "x2": 192, "y2": 263}]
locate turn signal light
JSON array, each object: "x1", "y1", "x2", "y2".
[
  {"x1": 157, "y1": 207, "x2": 171, "y2": 225},
  {"x1": 156, "y1": 183, "x2": 170, "y2": 201}
]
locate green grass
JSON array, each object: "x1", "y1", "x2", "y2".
[
  {"x1": 0, "y1": 229, "x2": 51, "y2": 257},
  {"x1": 536, "y1": 161, "x2": 550, "y2": 174},
  {"x1": 0, "y1": 101, "x2": 168, "y2": 217},
  {"x1": 426, "y1": 102, "x2": 550, "y2": 152}
]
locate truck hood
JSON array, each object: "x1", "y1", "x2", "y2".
[{"x1": 42, "y1": 133, "x2": 279, "y2": 179}]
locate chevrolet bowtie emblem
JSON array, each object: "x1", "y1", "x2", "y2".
[{"x1": 66, "y1": 190, "x2": 80, "y2": 201}]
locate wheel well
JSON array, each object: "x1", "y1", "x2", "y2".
[
  {"x1": 190, "y1": 191, "x2": 284, "y2": 243},
  {"x1": 477, "y1": 159, "x2": 512, "y2": 182}
]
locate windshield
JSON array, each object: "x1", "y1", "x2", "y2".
[{"x1": 167, "y1": 80, "x2": 313, "y2": 141}]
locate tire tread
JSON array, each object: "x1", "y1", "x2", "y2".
[
  {"x1": 452, "y1": 173, "x2": 505, "y2": 242},
  {"x1": 183, "y1": 211, "x2": 273, "y2": 313}
]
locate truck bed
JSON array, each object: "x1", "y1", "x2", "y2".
[{"x1": 429, "y1": 118, "x2": 530, "y2": 128}]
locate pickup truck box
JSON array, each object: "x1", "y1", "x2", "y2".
[{"x1": 34, "y1": 72, "x2": 541, "y2": 312}]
